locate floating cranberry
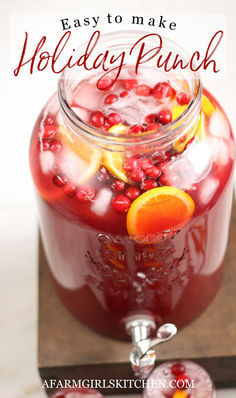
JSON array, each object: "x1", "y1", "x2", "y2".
[
  {"x1": 122, "y1": 79, "x2": 138, "y2": 90},
  {"x1": 146, "y1": 123, "x2": 161, "y2": 132},
  {"x1": 157, "y1": 109, "x2": 172, "y2": 125},
  {"x1": 39, "y1": 139, "x2": 50, "y2": 151},
  {"x1": 97, "y1": 77, "x2": 113, "y2": 90},
  {"x1": 98, "y1": 167, "x2": 111, "y2": 183},
  {"x1": 136, "y1": 84, "x2": 152, "y2": 97},
  {"x1": 107, "y1": 112, "x2": 123, "y2": 126},
  {"x1": 104, "y1": 94, "x2": 118, "y2": 105},
  {"x1": 146, "y1": 166, "x2": 161, "y2": 178},
  {"x1": 64, "y1": 182, "x2": 77, "y2": 198},
  {"x1": 160, "y1": 172, "x2": 180, "y2": 187},
  {"x1": 112, "y1": 195, "x2": 131, "y2": 213},
  {"x1": 76, "y1": 186, "x2": 95, "y2": 203},
  {"x1": 50, "y1": 139, "x2": 62, "y2": 152},
  {"x1": 176, "y1": 91, "x2": 191, "y2": 106},
  {"x1": 141, "y1": 179, "x2": 158, "y2": 191},
  {"x1": 39, "y1": 125, "x2": 57, "y2": 139},
  {"x1": 52, "y1": 174, "x2": 68, "y2": 187},
  {"x1": 175, "y1": 373, "x2": 191, "y2": 389},
  {"x1": 111, "y1": 179, "x2": 126, "y2": 192},
  {"x1": 89, "y1": 111, "x2": 105, "y2": 128},
  {"x1": 145, "y1": 113, "x2": 157, "y2": 124},
  {"x1": 126, "y1": 186, "x2": 140, "y2": 200},
  {"x1": 139, "y1": 157, "x2": 152, "y2": 171},
  {"x1": 120, "y1": 90, "x2": 129, "y2": 98},
  {"x1": 130, "y1": 169, "x2": 146, "y2": 182},
  {"x1": 128, "y1": 124, "x2": 144, "y2": 134},
  {"x1": 171, "y1": 363, "x2": 186, "y2": 376},
  {"x1": 43, "y1": 113, "x2": 55, "y2": 126},
  {"x1": 152, "y1": 151, "x2": 170, "y2": 164},
  {"x1": 153, "y1": 81, "x2": 172, "y2": 101},
  {"x1": 123, "y1": 157, "x2": 140, "y2": 172}
]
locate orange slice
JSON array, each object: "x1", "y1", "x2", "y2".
[
  {"x1": 202, "y1": 94, "x2": 215, "y2": 117},
  {"x1": 195, "y1": 111, "x2": 205, "y2": 141},
  {"x1": 58, "y1": 125, "x2": 101, "y2": 183},
  {"x1": 127, "y1": 187, "x2": 195, "y2": 244},
  {"x1": 103, "y1": 124, "x2": 128, "y2": 182},
  {"x1": 173, "y1": 391, "x2": 187, "y2": 398}
]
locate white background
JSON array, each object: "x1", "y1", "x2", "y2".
[{"x1": 1, "y1": 0, "x2": 236, "y2": 397}]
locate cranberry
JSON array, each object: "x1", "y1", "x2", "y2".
[
  {"x1": 126, "y1": 186, "x2": 140, "y2": 200},
  {"x1": 104, "y1": 94, "x2": 118, "y2": 105},
  {"x1": 160, "y1": 172, "x2": 180, "y2": 187},
  {"x1": 76, "y1": 186, "x2": 95, "y2": 203},
  {"x1": 130, "y1": 169, "x2": 146, "y2": 182},
  {"x1": 39, "y1": 125, "x2": 57, "y2": 139},
  {"x1": 153, "y1": 81, "x2": 172, "y2": 101},
  {"x1": 107, "y1": 112, "x2": 123, "y2": 126},
  {"x1": 152, "y1": 151, "x2": 170, "y2": 164},
  {"x1": 146, "y1": 123, "x2": 161, "y2": 131},
  {"x1": 157, "y1": 109, "x2": 172, "y2": 125},
  {"x1": 50, "y1": 139, "x2": 62, "y2": 152},
  {"x1": 145, "y1": 113, "x2": 157, "y2": 124},
  {"x1": 89, "y1": 111, "x2": 105, "y2": 128},
  {"x1": 64, "y1": 182, "x2": 77, "y2": 198},
  {"x1": 176, "y1": 91, "x2": 191, "y2": 106},
  {"x1": 97, "y1": 77, "x2": 113, "y2": 90},
  {"x1": 175, "y1": 373, "x2": 191, "y2": 389},
  {"x1": 123, "y1": 157, "x2": 140, "y2": 172},
  {"x1": 39, "y1": 139, "x2": 50, "y2": 151},
  {"x1": 112, "y1": 195, "x2": 131, "y2": 213},
  {"x1": 111, "y1": 179, "x2": 126, "y2": 192},
  {"x1": 43, "y1": 113, "x2": 55, "y2": 126},
  {"x1": 146, "y1": 166, "x2": 161, "y2": 178},
  {"x1": 98, "y1": 167, "x2": 111, "y2": 183},
  {"x1": 52, "y1": 174, "x2": 68, "y2": 187},
  {"x1": 122, "y1": 79, "x2": 138, "y2": 90},
  {"x1": 128, "y1": 124, "x2": 144, "y2": 134},
  {"x1": 136, "y1": 84, "x2": 152, "y2": 97},
  {"x1": 139, "y1": 157, "x2": 152, "y2": 171},
  {"x1": 120, "y1": 90, "x2": 129, "y2": 98},
  {"x1": 171, "y1": 363, "x2": 186, "y2": 376},
  {"x1": 141, "y1": 179, "x2": 158, "y2": 191}
]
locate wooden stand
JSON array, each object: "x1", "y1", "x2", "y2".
[{"x1": 38, "y1": 204, "x2": 236, "y2": 395}]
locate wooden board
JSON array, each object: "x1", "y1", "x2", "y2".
[{"x1": 38, "y1": 203, "x2": 236, "y2": 395}]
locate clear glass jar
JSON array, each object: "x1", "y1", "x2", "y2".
[{"x1": 30, "y1": 31, "x2": 235, "y2": 339}]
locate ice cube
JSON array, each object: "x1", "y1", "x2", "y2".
[
  {"x1": 71, "y1": 106, "x2": 89, "y2": 123},
  {"x1": 199, "y1": 177, "x2": 219, "y2": 205},
  {"x1": 73, "y1": 83, "x2": 103, "y2": 110},
  {"x1": 91, "y1": 188, "x2": 112, "y2": 216},
  {"x1": 209, "y1": 110, "x2": 230, "y2": 139},
  {"x1": 40, "y1": 151, "x2": 55, "y2": 174},
  {"x1": 187, "y1": 141, "x2": 211, "y2": 176},
  {"x1": 217, "y1": 139, "x2": 229, "y2": 166}
]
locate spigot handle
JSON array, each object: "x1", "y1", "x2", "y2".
[{"x1": 138, "y1": 323, "x2": 177, "y2": 357}]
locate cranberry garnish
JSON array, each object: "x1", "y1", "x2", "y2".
[
  {"x1": 43, "y1": 113, "x2": 55, "y2": 126},
  {"x1": 152, "y1": 151, "x2": 170, "y2": 164},
  {"x1": 146, "y1": 123, "x2": 161, "y2": 131},
  {"x1": 39, "y1": 125, "x2": 57, "y2": 139},
  {"x1": 139, "y1": 157, "x2": 152, "y2": 171},
  {"x1": 122, "y1": 79, "x2": 138, "y2": 90},
  {"x1": 112, "y1": 195, "x2": 131, "y2": 213},
  {"x1": 120, "y1": 90, "x2": 129, "y2": 98},
  {"x1": 111, "y1": 179, "x2": 126, "y2": 192},
  {"x1": 146, "y1": 166, "x2": 161, "y2": 178},
  {"x1": 104, "y1": 94, "x2": 118, "y2": 105},
  {"x1": 176, "y1": 91, "x2": 191, "y2": 106},
  {"x1": 157, "y1": 109, "x2": 172, "y2": 125},
  {"x1": 97, "y1": 77, "x2": 113, "y2": 90},
  {"x1": 123, "y1": 157, "x2": 140, "y2": 172},
  {"x1": 130, "y1": 169, "x2": 146, "y2": 182},
  {"x1": 39, "y1": 139, "x2": 50, "y2": 151},
  {"x1": 50, "y1": 139, "x2": 62, "y2": 152},
  {"x1": 89, "y1": 111, "x2": 105, "y2": 128},
  {"x1": 76, "y1": 186, "x2": 95, "y2": 203},
  {"x1": 175, "y1": 373, "x2": 191, "y2": 389},
  {"x1": 160, "y1": 172, "x2": 180, "y2": 187},
  {"x1": 64, "y1": 182, "x2": 77, "y2": 198},
  {"x1": 153, "y1": 81, "x2": 172, "y2": 101},
  {"x1": 136, "y1": 84, "x2": 152, "y2": 97},
  {"x1": 98, "y1": 167, "x2": 111, "y2": 183},
  {"x1": 107, "y1": 112, "x2": 123, "y2": 126},
  {"x1": 171, "y1": 363, "x2": 186, "y2": 376},
  {"x1": 52, "y1": 174, "x2": 68, "y2": 187},
  {"x1": 141, "y1": 179, "x2": 158, "y2": 191},
  {"x1": 145, "y1": 113, "x2": 158, "y2": 124},
  {"x1": 126, "y1": 186, "x2": 140, "y2": 200},
  {"x1": 128, "y1": 124, "x2": 144, "y2": 134}
]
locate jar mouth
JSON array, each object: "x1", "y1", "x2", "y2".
[{"x1": 58, "y1": 30, "x2": 202, "y2": 150}]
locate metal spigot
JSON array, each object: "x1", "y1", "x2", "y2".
[{"x1": 126, "y1": 317, "x2": 177, "y2": 379}]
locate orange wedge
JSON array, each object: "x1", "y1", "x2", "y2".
[
  {"x1": 127, "y1": 187, "x2": 195, "y2": 244},
  {"x1": 103, "y1": 124, "x2": 128, "y2": 182},
  {"x1": 202, "y1": 94, "x2": 215, "y2": 117},
  {"x1": 58, "y1": 125, "x2": 101, "y2": 183},
  {"x1": 173, "y1": 391, "x2": 187, "y2": 398}
]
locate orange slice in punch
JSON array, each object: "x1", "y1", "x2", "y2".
[
  {"x1": 202, "y1": 94, "x2": 215, "y2": 117},
  {"x1": 127, "y1": 187, "x2": 195, "y2": 244}
]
